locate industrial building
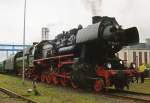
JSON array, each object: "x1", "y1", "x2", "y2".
[{"x1": 117, "y1": 39, "x2": 150, "y2": 66}]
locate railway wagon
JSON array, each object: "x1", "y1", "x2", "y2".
[{"x1": 0, "y1": 62, "x2": 4, "y2": 72}]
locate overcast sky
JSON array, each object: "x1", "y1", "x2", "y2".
[{"x1": 0, "y1": 0, "x2": 150, "y2": 60}]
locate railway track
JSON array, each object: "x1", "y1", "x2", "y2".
[
  {"x1": 0, "y1": 74, "x2": 149, "y2": 103},
  {"x1": 59, "y1": 85, "x2": 150, "y2": 103},
  {"x1": 104, "y1": 89, "x2": 150, "y2": 103},
  {"x1": 40, "y1": 80, "x2": 150, "y2": 103},
  {"x1": 0, "y1": 87, "x2": 37, "y2": 103}
]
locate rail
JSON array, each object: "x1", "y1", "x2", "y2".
[
  {"x1": 0, "y1": 87, "x2": 38, "y2": 103},
  {"x1": 105, "y1": 89, "x2": 150, "y2": 103}
]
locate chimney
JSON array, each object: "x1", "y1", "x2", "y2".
[
  {"x1": 42, "y1": 27, "x2": 49, "y2": 40},
  {"x1": 92, "y1": 16, "x2": 102, "y2": 24},
  {"x1": 33, "y1": 42, "x2": 38, "y2": 45}
]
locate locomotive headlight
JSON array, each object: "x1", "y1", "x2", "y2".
[
  {"x1": 107, "y1": 63, "x2": 112, "y2": 69},
  {"x1": 132, "y1": 63, "x2": 136, "y2": 68},
  {"x1": 120, "y1": 61, "x2": 123, "y2": 64}
]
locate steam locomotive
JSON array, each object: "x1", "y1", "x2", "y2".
[{"x1": 2, "y1": 16, "x2": 139, "y2": 92}]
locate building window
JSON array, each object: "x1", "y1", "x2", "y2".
[
  {"x1": 144, "y1": 52, "x2": 147, "y2": 64},
  {"x1": 139, "y1": 52, "x2": 142, "y2": 65},
  {"x1": 124, "y1": 52, "x2": 127, "y2": 60},
  {"x1": 133, "y1": 52, "x2": 136, "y2": 63}
]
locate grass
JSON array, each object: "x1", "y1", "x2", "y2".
[
  {"x1": 129, "y1": 79, "x2": 150, "y2": 93},
  {"x1": 0, "y1": 74, "x2": 149, "y2": 103},
  {"x1": 0, "y1": 74, "x2": 111, "y2": 103}
]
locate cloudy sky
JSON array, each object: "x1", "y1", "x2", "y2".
[{"x1": 0, "y1": 0, "x2": 150, "y2": 60}]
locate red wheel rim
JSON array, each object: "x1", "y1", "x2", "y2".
[
  {"x1": 41, "y1": 75, "x2": 45, "y2": 82},
  {"x1": 33, "y1": 75, "x2": 38, "y2": 81},
  {"x1": 94, "y1": 80, "x2": 102, "y2": 92},
  {"x1": 45, "y1": 75, "x2": 48, "y2": 83},
  {"x1": 27, "y1": 73, "x2": 31, "y2": 79},
  {"x1": 24, "y1": 72, "x2": 27, "y2": 78},
  {"x1": 46, "y1": 75, "x2": 52, "y2": 84},
  {"x1": 60, "y1": 78, "x2": 67, "y2": 87},
  {"x1": 71, "y1": 81, "x2": 78, "y2": 89},
  {"x1": 52, "y1": 75, "x2": 58, "y2": 85}
]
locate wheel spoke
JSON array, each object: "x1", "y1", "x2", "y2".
[
  {"x1": 46, "y1": 75, "x2": 52, "y2": 84},
  {"x1": 71, "y1": 81, "x2": 78, "y2": 89},
  {"x1": 41, "y1": 74, "x2": 45, "y2": 82},
  {"x1": 60, "y1": 78, "x2": 67, "y2": 87},
  {"x1": 52, "y1": 75, "x2": 58, "y2": 85}
]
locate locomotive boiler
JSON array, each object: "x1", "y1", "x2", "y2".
[{"x1": 3, "y1": 16, "x2": 139, "y2": 92}]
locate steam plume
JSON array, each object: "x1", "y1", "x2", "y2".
[{"x1": 82, "y1": 0, "x2": 102, "y2": 16}]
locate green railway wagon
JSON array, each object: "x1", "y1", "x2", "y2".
[
  {"x1": 15, "y1": 56, "x2": 29, "y2": 70},
  {"x1": 3, "y1": 55, "x2": 16, "y2": 72},
  {"x1": 0, "y1": 62, "x2": 4, "y2": 72}
]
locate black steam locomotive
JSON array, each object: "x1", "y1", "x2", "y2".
[{"x1": 2, "y1": 16, "x2": 139, "y2": 92}]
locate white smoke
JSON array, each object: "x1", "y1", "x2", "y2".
[{"x1": 82, "y1": 0, "x2": 102, "y2": 16}]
